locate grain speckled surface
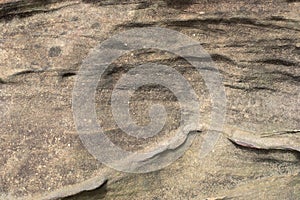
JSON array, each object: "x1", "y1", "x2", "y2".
[{"x1": 0, "y1": 0, "x2": 299, "y2": 199}]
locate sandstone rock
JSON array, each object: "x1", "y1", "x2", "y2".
[{"x1": 0, "y1": 0, "x2": 299, "y2": 199}]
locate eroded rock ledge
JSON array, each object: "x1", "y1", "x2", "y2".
[{"x1": 0, "y1": 0, "x2": 299, "y2": 199}]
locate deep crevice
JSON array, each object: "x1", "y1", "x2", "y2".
[
  {"x1": 62, "y1": 180, "x2": 108, "y2": 200},
  {"x1": 286, "y1": 0, "x2": 300, "y2": 2},
  {"x1": 211, "y1": 54, "x2": 236, "y2": 64},
  {"x1": 11, "y1": 70, "x2": 37, "y2": 76},
  {"x1": 0, "y1": 1, "x2": 78, "y2": 21},
  {"x1": 224, "y1": 84, "x2": 277, "y2": 92},
  {"x1": 267, "y1": 71, "x2": 300, "y2": 83},
  {"x1": 61, "y1": 72, "x2": 77, "y2": 79},
  {"x1": 163, "y1": 17, "x2": 299, "y2": 31},
  {"x1": 229, "y1": 138, "x2": 300, "y2": 156},
  {"x1": 255, "y1": 59, "x2": 297, "y2": 67},
  {"x1": 0, "y1": 78, "x2": 6, "y2": 84}
]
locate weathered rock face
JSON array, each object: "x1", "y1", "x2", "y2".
[{"x1": 0, "y1": 0, "x2": 299, "y2": 199}]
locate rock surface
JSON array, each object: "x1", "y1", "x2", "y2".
[{"x1": 0, "y1": 0, "x2": 299, "y2": 199}]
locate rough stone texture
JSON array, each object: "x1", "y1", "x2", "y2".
[{"x1": 0, "y1": 0, "x2": 299, "y2": 199}]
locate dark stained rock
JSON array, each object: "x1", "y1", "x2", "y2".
[{"x1": 48, "y1": 46, "x2": 62, "y2": 57}]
